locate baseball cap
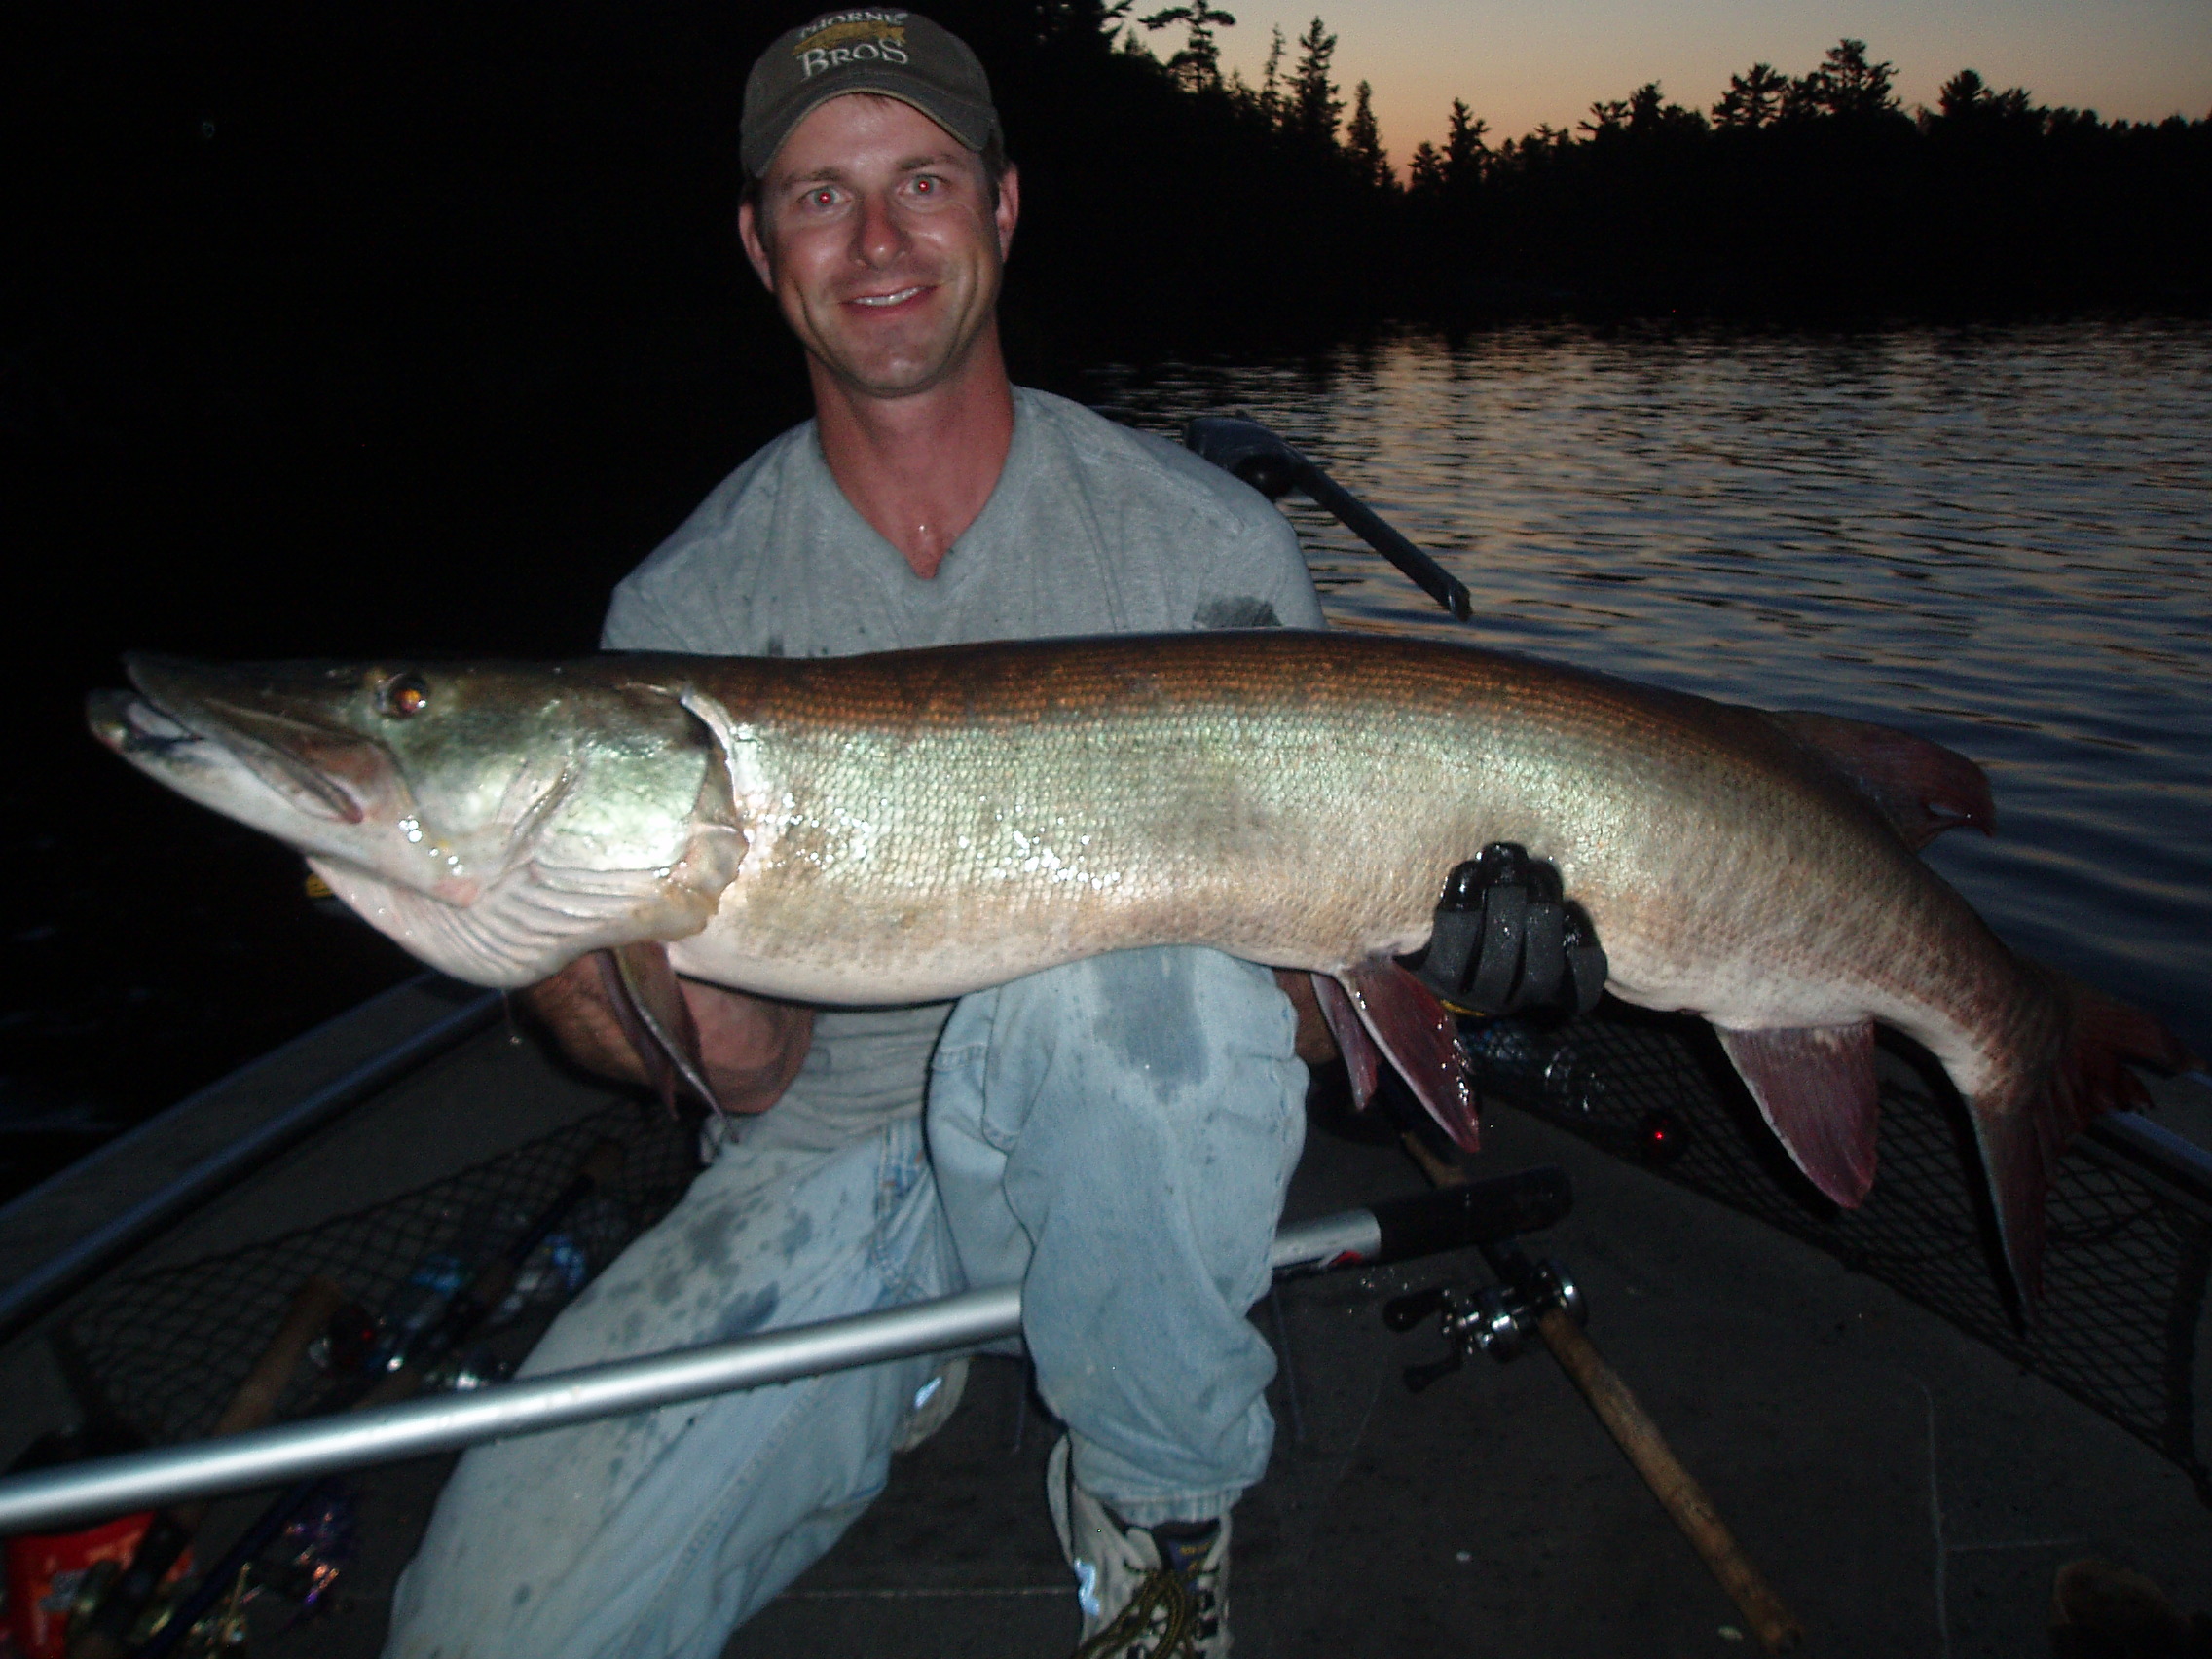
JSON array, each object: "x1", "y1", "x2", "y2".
[{"x1": 742, "y1": 11, "x2": 1000, "y2": 178}]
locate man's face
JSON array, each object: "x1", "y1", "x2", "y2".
[{"x1": 740, "y1": 94, "x2": 1017, "y2": 401}]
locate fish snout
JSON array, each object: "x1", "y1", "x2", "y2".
[
  {"x1": 85, "y1": 687, "x2": 139, "y2": 754},
  {"x1": 87, "y1": 683, "x2": 214, "y2": 759},
  {"x1": 116, "y1": 653, "x2": 396, "y2": 826}
]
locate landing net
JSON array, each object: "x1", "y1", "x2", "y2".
[
  {"x1": 1480, "y1": 1006, "x2": 2211, "y2": 1506},
  {"x1": 61, "y1": 1099, "x2": 702, "y2": 1448}
]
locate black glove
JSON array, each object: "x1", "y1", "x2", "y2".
[{"x1": 1406, "y1": 843, "x2": 1607, "y2": 1017}]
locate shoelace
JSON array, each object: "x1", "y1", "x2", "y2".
[{"x1": 1072, "y1": 1564, "x2": 1201, "y2": 1659}]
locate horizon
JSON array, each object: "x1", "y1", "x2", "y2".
[{"x1": 1170, "y1": 0, "x2": 2212, "y2": 165}]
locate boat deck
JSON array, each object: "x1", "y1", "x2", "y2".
[{"x1": 3, "y1": 983, "x2": 2207, "y2": 1655}]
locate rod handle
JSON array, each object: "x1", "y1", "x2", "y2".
[
  {"x1": 1368, "y1": 1166, "x2": 1571, "y2": 1264},
  {"x1": 1535, "y1": 1307, "x2": 1804, "y2": 1654},
  {"x1": 207, "y1": 1277, "x2": 350, "y2": 1441}
]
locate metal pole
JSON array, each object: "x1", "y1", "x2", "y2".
[
  {"x1": 0, "y1": 1178, "x2": 1573, "y2": 1534},
  {"x1": 1183, "y1": 414, "x2": 1475, "y2": 621},
  {"x1": 0, "y1": 1287, "x2": 1021, "y2": 1535},
  {"x1": 0, "y1": 981, "x2": 503, "y2": 1346},
  {"x1": 1293, "y1": 467, "x2": 1476, "y2": 622}
]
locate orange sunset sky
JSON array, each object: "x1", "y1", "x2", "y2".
[{"x1": 1182, "y1": 0, "x2": 2212, "y2": 163}]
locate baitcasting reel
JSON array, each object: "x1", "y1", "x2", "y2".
[{"x1": 1383, "y1": 1249, "x2": 1586, "y2": 1390}]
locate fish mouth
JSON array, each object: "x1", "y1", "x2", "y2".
[{"x1": 91, "y1": 654, "x2": 390, "y2": 825}]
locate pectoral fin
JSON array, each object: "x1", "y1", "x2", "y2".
[
  {"x1": 595, "y1": 942, "x2": 724, "y2": 1116},
  {"x1": 1715, "y1": 1022, "x2": 1880, "y2": 1205},
  {"x1": 1334, "y1": 959, "x2": 1480, "y2": 1153},
  {"x1": 1311, "y1": 972, "x2": 1381, "y2": 1109}
]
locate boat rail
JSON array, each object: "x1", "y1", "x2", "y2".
[
  {"x1": 2081, "y1": 1108, "x2": 2212, "y2": 1221},
  {"x1": 0, "y1": 977, "x2": 502, "y2": 1346}
]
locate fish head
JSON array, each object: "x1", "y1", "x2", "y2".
[{"x1": 90, "y1": 654, "x2": 746, "y2": 985}]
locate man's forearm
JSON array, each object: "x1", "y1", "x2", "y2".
[{"x1": 524, "y1": 957, "x2": 816, "y2": 1115}]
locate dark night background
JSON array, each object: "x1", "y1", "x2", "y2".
[{"x1": 4, "y1": 0, "x2": 2208, "y2": 1198}]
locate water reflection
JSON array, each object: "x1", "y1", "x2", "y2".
[{"x1": 1091, "y1": 320, "x2": 2212, "y2": 1053}]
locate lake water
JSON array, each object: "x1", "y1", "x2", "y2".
[
  {"x1": 1088, "y1": 320, "x2": 2212, "y2": 1058},
  {"x1": 7, "y1": 319, "x2": 2208, "y2": 1202}
]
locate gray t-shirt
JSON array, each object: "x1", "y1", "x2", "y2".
[{"x1": 603, "y1": 387, "x2": 1324, "y2": 1144}]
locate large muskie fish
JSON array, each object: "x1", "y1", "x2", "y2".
[{"x1": 89, "y1": 632, "x2": 2192, "y2": 1302}]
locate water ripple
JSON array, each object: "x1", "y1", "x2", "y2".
[{"x1": 1092, "y1": 320, "x2": 2212, "y2": 1053}]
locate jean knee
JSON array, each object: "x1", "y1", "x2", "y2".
[{"x1": 1057, "y1": 945, "x2": 1289, "y2": 1068}]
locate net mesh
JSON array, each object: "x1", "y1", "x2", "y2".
[
  {"x1": 1472, "y1": 1006, "x2": 2212, "y2": 1504},
  {"x1": 62, "y1": 1099, "x2": 703, "y2": 1447},
  {"x1": 50, "y1": 1013, "x2": 2210, "y2": 1508}
]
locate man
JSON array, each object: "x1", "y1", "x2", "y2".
[{"x1": 387, "y1": 15, "x2": 1323, "y2": 1657}]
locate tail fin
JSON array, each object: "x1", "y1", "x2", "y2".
[{"x1": 1969, "y1": 962, "x2": 2197, "y2": 1307}]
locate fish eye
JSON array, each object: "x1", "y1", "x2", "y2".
[{"x1": 379, "y1": 673, "x2": 430, "y2": 718}]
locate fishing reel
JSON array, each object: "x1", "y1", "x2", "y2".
[{"x1": 1383, "y1": 1251, "x2": 1585, "y2": 1390}]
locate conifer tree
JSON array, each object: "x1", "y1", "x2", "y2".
[
  {"x1": 1936, "y1": 68, "x2": 2038, "y2": 126},
  {"x1": 1444, "y1": 98, "x2": 1487, "y2": 182},
  {"x1": 1138, "y1": 0, "x2": 1235, "y2": 92},
  {"x1": 1786, "y1": 39, "x2": 1900, "y2": 121},
  {"x1": 1258, "y1": 24, "x2": 1286, "y2": 124},
  {"x1": 1346, "y1": 80, "x2": 1390, "y2": 185},
  {"x1": 1713, "y1": 62, "x2": 1788, "y2": 129},
  {"x1": 1286, "y1": 17, "x2": 1342, "y2": 145},
  {"x1": 1937, "y1": 68, "x2": 1988, "y2": 118}
]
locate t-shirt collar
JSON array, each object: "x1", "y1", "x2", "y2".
[{"x1": 803, "y1": 387, "x2": 1037, "y2": 583}]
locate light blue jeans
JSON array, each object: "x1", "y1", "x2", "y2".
[{"x1": 384, "y1": 947, "x2": 1306, "y2": 1659}]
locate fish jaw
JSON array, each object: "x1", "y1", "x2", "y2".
[
  {"x1": 90, "y1": 656, "x2": 751, "y2": 987},
  {"x1": 92, "y1": 656, "x2": 532, "y2": 904},
  {"x1": 90, "y1": 680, "x2": 418, "y2": 872}
]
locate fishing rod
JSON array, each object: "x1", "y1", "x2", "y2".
[
  {"x1": 0, "y1": 1169, "x2": 1571, "y2": 1535},
  {"x1": 1392, "y1": 1135, "x2": 1804, "y2": 1654},
  {"x1": 1184, "y1": 414, "x2": 1475, "y2": 621},
  {"x1": 115, "y1": 1139, "x2": 631, "y2": 1659}
]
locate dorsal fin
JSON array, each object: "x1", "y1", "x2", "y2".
[{"x1": 1765, "y1": 710, "x2": 1995, "y2": 851}]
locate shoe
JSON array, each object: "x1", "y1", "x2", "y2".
[
  {"x1": 1047, "y1": 1435, "x2": 1231, "y2": 1658},
  {"x1": 891, "y1": 1355, "x2": 969, "y2": 1454},
  {"x1": 2050, "y1": 1557, "x2": 2212, "y2": 1657}
]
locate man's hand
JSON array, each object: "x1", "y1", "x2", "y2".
[
  {"x1": 525, "y1": 958, "x2": 816, "y2": 1116},
  {"x1": 1407, "y1": 844, "x2": 1607, "y2": 1017}
]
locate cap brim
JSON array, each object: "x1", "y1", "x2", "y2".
[{"x1": 744, "y1": 80, "x2": 997, "y2": 177}]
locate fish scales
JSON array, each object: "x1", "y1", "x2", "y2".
[
  {"x1": 665, "y1": 634, "x2": 1972, "y2": 1054},
  {"x1": 90, "y1": 629, "x2": 2195, "y2": 1302}
]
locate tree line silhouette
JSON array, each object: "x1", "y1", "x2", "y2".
[
  {"x1": 1001, "y1": 10, "x2": 2211, "y2": 321},
  {"x1": 1393, "y1": 39, "x2": 2212, "y2": 313},
  {"x1": 7, "y1": 0, "x2": 2208, "y2": 683}
]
